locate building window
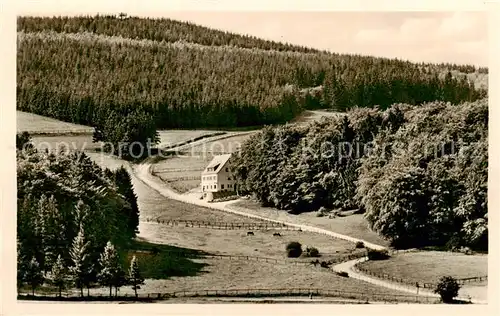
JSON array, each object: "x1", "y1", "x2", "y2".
[
  {"x1": 228, "y1": 177, "x2": 231, "y2": 180},
  {"x1": 214, "y1": 184, "x2": 217, "y2": 189},
  {"x1": 221, "y1": 184, "x2": 224, "y2": 189},
  {"x1": 226, "y1": 168, "x2": 228, "y2": 172}
]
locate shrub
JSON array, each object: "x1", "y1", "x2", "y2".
[
  {"x1": 367, "y1": 249, "x2": 390, "y2": 260},
  {"x1": 286, "y1": 242, "x2": 303, "y2": 258},
  {"x1": 434, "y1": 276, "x2": 461, "y2": 303},
  {"x1": 304, "y1": 246, "x2": 320, "y2": 257},
  {"x1": 335, "y1": 271, "x2": 349, "y2": 277},
  {"x1": 355, "y1": 241, "x2": 365, "y2": 249},
  {"x1": 459, "y1": 246, "x2": 473, "y2": 255},
  {"x1": 320, "y1": 261, "x2": 330, "y2": 268}
]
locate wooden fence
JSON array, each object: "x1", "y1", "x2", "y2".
[
  {"x1": 354, "y1": 265, "x2": 487, "y2": 289},
  {"x1": 18, "y1": 287, "x2": 439, "y2": 304},
  {"x1": 132, "y1": 248, "x2": 367, "y2": 269},
  {"x1": 142, "y1": 218, "x2": 302, "y2": 231}
]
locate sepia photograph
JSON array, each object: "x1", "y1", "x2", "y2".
[{"x1": 2, "y1": 0, "x2": 497, "y2": 314}]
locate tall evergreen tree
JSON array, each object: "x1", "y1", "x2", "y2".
[
  {"x1": 48, "y1": 254, "x2": 69, "y2": 297},
  {"x1": 128, "y1": 255, "x2": 145, "y2": 298},
  {"x1": 69, "y1": 225, "x2": 91, "y2": 297},
  {"x1": 97, "y1": 241, "x2": 123, "y2": 297},
  {"x1": 113, "y1": 167, "x2": 139, "y2": 238},
  {"x1": 24, "y1": 257, "x2": 44, "y2": 296}
]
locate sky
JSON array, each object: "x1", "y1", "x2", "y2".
[{"x1": 14, "y1": 1, "x2": 490, "y2": 67}]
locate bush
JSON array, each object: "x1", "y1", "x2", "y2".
[
  {"x1": 335, "y1": 271, "x2": 349, "y2": 277},
  {"x1": 434, "y1": 276, "x2": 461, "y2": 303},
  {"x1": 367, "y1": 249, "x2": 390, "y2": 260},
  {"x1": 286, "y1": 242, "x2": 303, "y2": 258},
  {"x1": 304, "y1": 246, "x2": 320, "y2": 257},
  {"x1": 355, "y1": 241, "x2": 365, "y2": 249}
]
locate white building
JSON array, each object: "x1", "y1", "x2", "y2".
[{"x1": 201, "y1": 153, "x2": 237, "y2": 194}]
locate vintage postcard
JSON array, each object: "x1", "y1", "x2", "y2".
[{"x1": 1, "y1": 0, "x2": 498, "y2": 315}]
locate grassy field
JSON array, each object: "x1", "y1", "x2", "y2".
[
  {"x1": 151, "y1": 134, "x2": 254, "y2": 193},
  {"x1": 291, "y1": 110, "x2": 343, "y2": 125},
  {"x1": 230, "y1": 200, "x2": 390, "y2": 247},
  {"x1": 138, "y1": 222, "x2": 361, "y2": 260},
  {"x1": 157, "y1": 130, "x2": 224, "y2": 149},
  {"x1": 17, "y1": 110, "x2": 94, "y2": 135},
  {"x1": 357, "y1": 251, "x2": 488, "y2": 285},
  {"x1": 83, "y1": 257, "x2": 410, "y2": 301},
  {"x1": 181, "y1": 133, "x2": 253, "y2": 155}
]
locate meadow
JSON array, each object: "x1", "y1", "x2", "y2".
[
  {"x1": 17, "y1": 110, "x2": 94, "y2": 135},
  {"x1": 357, "y1": 251, "x2": 488, "y2": 285},
  {"x1": 230, "y1": 199, "x2": 390, "y2": 247}
]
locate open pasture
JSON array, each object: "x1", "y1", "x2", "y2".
[
  {"x1": 157, "y1": 130, "x2": 224, "y2": 149},
  {"x1": 138, "y1": 221, "x2": 359, "y2": 261},
  {"x1": 86, "y1": 256, "x2": 412, "y2": 301},
  {"x1": 357, "y1": 251, "x2": 488, "y2": 285},
  {"x1": 230, "y1": 199, "x2": 390, "y2": 247},
  {"x1": 180, "y1": 133, "x2": 254, "y2": 155},
  {"x1": 17, "y1": 110, "x2": 94, "y2": 135}
]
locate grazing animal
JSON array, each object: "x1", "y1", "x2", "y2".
[
  {"x1": 310, "y1": 259, "x2": 320, "y2": 266},
  {"x1": 247, "y1": 231, "x2": 254, "y2": 236},
  {"x1": 273, "y1": 232, "x2": 281, "y2": 237}
]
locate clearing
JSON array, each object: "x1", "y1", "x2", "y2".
[
  {"x1": 17, "y1": 111, "x2": 94, "y2": 135},
  {"x1": 157, "y1": 130, "x2": 225, "y2": 149},
  {"x1": 230, "y1": 199, "x2": 390, "y2": 247},
  {"x1": 138, "y1": 222, "x2": 362, "y2": 260}
]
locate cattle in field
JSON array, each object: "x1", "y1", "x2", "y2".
[
  {"x1": 273, "y1": 232, "x2": 281, "y2": 237},
  {"x1": 247, "y1": 231, "x2": 254, "y2": 236}
]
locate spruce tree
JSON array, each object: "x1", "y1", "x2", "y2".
[
  {"x1": 49, "y1": 254, "x2": 69, "y2": 297},
  {"x1": 97, "y1": 241, "x2": 123, "y2": 297},
  {"x1": 69, "y1": 225, "x2": 91, "y2": 297},
  {"x1": 128, "y1": 255, "x2": 145, "y2": 298},
  {"x1": 113, "y1": 167, "x2": 139, "y2": 238},
  {"x1": 17, "y1": 239, "x2": 27, "y2": 291},
  {"x1": 25, "y1": 257, "x2": 44, "y2": 296}
]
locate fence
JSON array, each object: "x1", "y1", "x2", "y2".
[
  {"x1": 159, "y1": 175, "x2": 201, "y2": 182},
  {"x1": 142, "y1": 218, "x2": 301, "y2": 231},
  {"x1": 22, "y1": 129, "x2": 94, "y2": 136},
  {"x1": 354, "y1": 264, "x2": 488, "y2": 290},
  {"x1": 18, "y1": 287, "x2": 439, "y2": 304},
  {"x1": 134, "y1": 248, "x2": 366, "y2": 268},
  {"x1": 153, "y1": 167, "x2": 205, "y2": 173}
]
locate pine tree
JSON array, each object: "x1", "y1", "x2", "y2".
[
  {"x1": 113, "y1": 167, "x2": 139, "y2": 238},
  {"x1": 128, "y1": 255, "x2": 145, "y2": 298},
  {"x1": 49, "y1": 254, "x2": 69, "y2": 297},
  {"x1": 17, "y1": 239, "x2": 27, "y2": 291},
  {"x1": 41, "y1": 195, "x2": 63, "y2": 272},
  {"x1": 97, "y1": 241, "x2": 123, "y2": 297},
  {"x1": 69, "y1": 225, "x2": 91, "y2": 297},
  {"x1": 25, "y1": 257, "x2": 44, "y2": 296}
]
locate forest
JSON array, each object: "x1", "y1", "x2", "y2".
[
  {"x1": 17, "y1": 135, "x2": 141, "y2": 295},
  {"x1": 17, "y1": 15, "x2": 486, "y2": 138},
  {"x1": 233, "y1": 98, "x2": 488, "y2": 250}
]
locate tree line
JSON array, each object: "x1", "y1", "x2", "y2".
[
  {"x1": 17, "y1": 135, "x2": 143, "y2": 296},
  {"x1": 233, "y1": 98, "x2": 488, "y2": 250},
  {"x1": 17, "y1": 15, "x2": 321, "y2": 53}
]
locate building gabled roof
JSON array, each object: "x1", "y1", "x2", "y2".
[{"x1": 202, "y1": 154, "x2": 232, "y2": 175}]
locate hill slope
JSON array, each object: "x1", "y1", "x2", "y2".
[{"x1": 17, "y1": 15, "x2": 486, "y2": 131}]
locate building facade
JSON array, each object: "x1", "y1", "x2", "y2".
[{"x1": 201, "y1": 154, "x2": 237, "y2": 193}]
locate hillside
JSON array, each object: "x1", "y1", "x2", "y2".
[{"x1": 17, "y1": 15, "x2": 486, "y2": 132}]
